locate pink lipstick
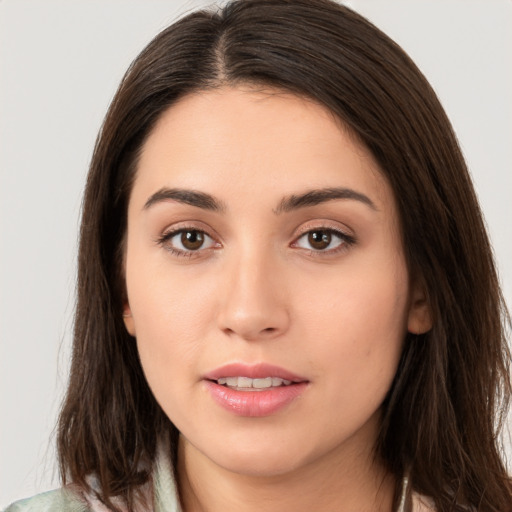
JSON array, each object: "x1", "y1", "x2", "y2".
[{"x1": 203, "y1": 363, "x2": 309, "y2": 417}]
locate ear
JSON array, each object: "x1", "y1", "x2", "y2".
[
  {"x1": 407, "y1": 279, "x2": 433, "y2": 335},
  {"x1": 123, "y1": 304, "x2": 136, "y2": 336}
]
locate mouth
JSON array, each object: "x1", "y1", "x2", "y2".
[
  {"x1": 203, "y1": 362, "x2": 308, "y2": 387},
  {"x1": 213, "y1": 376, "x2": 293, "y2": 391},
  {"x1": 203, "y1": 363, "x2": 309, "y2": 416}
]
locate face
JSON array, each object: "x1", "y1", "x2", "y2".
[{"x1": 123, "y1": 86, "x2": 430, "y2": 477}]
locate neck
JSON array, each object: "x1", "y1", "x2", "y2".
[{"x1": 177, "y1": 433, "x2": 396, "y2": 512}]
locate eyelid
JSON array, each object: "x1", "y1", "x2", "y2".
[
  {"x1": 159, "y1": 220, "x2": 220, "y2": 241},
  {"x1": 293, "y1": 220, "x2": 355, "y2": 240}
]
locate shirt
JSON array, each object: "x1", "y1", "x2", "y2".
[{"x1": 3, "y1": 446, "x2": 435, "y2": 512}]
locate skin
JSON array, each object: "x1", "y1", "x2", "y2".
[{"x1": 123, "y1": 86, "x2": 431, "y2": 512}]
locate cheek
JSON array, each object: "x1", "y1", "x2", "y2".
[
  {"x1": 296, "y1": 258, "x2": 409, "y2": 397},
  {"x1": 125, "y1": 256, "x2": 220, "y2": 391}
]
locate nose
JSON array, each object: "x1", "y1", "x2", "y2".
[{"x1": 216, "y1": 248, "x2": 290, "y2": 341}]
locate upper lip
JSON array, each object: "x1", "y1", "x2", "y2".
[{"x1": 203, "y1": 363, "x2": 308, "y2": 383}]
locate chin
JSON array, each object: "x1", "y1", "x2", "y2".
[
  {"x1": 216, "y1": 449, "x2": 308, "y2": 478},
  {"x1": 198, "y1": 431, "x2": 321, "y2": 478}
]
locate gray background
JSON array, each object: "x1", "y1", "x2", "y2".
[{"x1": 1, "y1": 0, "x2": 511, "y2": 506}]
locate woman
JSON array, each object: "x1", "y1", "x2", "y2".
[{"x1": 5, "y1": 0, "x2": 511, "y2": 511}]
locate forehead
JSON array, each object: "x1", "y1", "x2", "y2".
[{"x1": 133, "y1": 86, "x2": 392, "y2": 212}]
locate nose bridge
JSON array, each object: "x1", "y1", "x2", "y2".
[{"x1": 217, "y1": 240, "x2": 289, "y2": 340}]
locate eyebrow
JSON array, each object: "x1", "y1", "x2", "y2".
[
  {"x1": 143, "y1": 188, "x2": 227, "y2": 212},
  {"x1": 274, "y1": 187, "x2": 377, "y2": 214},
  {"x1": 143, "y1": 186, "x2": 376, "y2": 213}
]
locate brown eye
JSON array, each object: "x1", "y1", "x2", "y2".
[
  {"x1": 159, "y1": 228, "x2": 217, "y2": 256},
  {"x1": 307, "y1": 230, "x2": 332, "y2": 250},
  {"x1": 181, "y1": 230, "x2": 205, "y2": 250},
  {"x1": 294, "y1": 227, "x2": 351, "y2": 254}
]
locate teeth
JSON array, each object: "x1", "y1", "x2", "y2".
[
  {"x1": 253, "y1": 377, "x2": 273, "y2": 389},
  {"x1": 216, "y1": 376, "x2": 293, "y2": 389},
  {"x1": 238, "y1": 376, "x2": 253, "y2": 388}
]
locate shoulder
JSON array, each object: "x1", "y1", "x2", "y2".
[
  {"x1": 3, "y1": 478, "x2": 154, "y2": 512},
  {"x1": 1, "y1": 482, "x2": 127, "y2": 512},
  {"x1": 412, "y1": 492, "x2": 436, "y2": 511},
  {"x1": 2, "y1": 487, "x2": 91, "y2": 512}
]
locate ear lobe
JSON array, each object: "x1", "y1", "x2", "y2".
[
  {"x1": 123, "y1": 305, "x2": 136, "y2": 336},
  {"x1": 407, "y1": 281, "x2": 433, "y2": 335}
]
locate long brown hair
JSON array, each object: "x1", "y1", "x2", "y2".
[{"x1": 57, "y1": 1, "x2": 512, "y2": 510}]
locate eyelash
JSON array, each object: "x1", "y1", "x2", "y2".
[{"x1": 156, "y1": 224, "x2": 356, "y2": 259}]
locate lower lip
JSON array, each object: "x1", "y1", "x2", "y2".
[{"x1": 204, "y1": 381, "x2": 308, "y2": 417}]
